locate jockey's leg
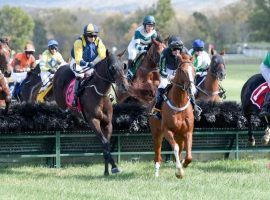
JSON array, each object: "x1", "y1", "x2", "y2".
[
  {"x1": 72, "y1": 76, "x2": 81, "y2": 107},
  {"x1": 260, "y1": 91, "x2": 270, "y2": 117},
  {"x1": 190, "y1": 94, "x2": 202, "y2": 121}
]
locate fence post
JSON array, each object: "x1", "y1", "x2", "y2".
[
  {"x1": 236, "y1": 132, "x2": 239, "y2": 160},
  {"x1": 117, "y1": 135, "x2": 121, "y2": 163},
  {"x1": 55, "y1": 131, "x2": 61, "y2": 168}
]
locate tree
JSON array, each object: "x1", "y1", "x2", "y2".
[
  {"x1": 32, "y1": 19, "x2": 47, "y2": 56},
  {"x1": 248, "y1": 0, "x2": 270, "y2": 41},
  {"x1": 153, "y1": 0, "x2": 174, "y2": 36},
  {"x1": 0, "y1": 6, "x2": 34, "y2": 51}
]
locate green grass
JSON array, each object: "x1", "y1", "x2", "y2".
[
  {"x1": 223, "y1": 64, "x2": 260, "y2": 102},
  {"x1": 0, "y1": 159, "x2": 270, "y2": 200}
]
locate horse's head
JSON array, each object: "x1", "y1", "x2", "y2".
[
  {"x1": 0, "y1": 38, "x2": 11, "y2": 74},
  {"x1": 209, "y1": 54, "x2": 226, "y2": 81},
  {"x1": 146, "y1": 37, "x2": 166, "y2": 65},
  {"x1": 174, "y1": 53, "x2": 196, "y2": 96},
  {"x1": 106, "y1": 51, "x2": 129, "y2": 93}
]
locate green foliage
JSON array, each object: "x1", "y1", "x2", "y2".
[
  {"x1": 191, "y1": 12, "x2": 212, "y2": 42},
  {"x1": 153, "y1": 0, "x2": 174, "y2": 36},
  {"x1": 32, "y1": 19, "x2": 47, "y2": 56},
  {"x1": 248, "y1": 0, "x2": 270, "y2": 41},
  {"x1": 0, "y1": 6, "x2": 34, "y2": 51}
]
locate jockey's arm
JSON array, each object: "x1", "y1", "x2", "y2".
[
  {"x1": 73, "y1": 39, "x2": 87, "y2": 67},
  {"x1": 94, "y1": 38, "x2": 106, "y2": 65},
  {"x1": 134, "y1": 31, "x2": 147, "y2": 52}
]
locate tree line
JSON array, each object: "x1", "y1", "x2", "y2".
[{"x1": 0, "y1": 0, "x2": 269, "y2": 60}]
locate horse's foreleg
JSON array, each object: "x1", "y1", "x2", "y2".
[
  {"x1": 164, "y1": 129, "x2": 184, "y2": 179},
  {"x1": 101, "y1": 123, "x2": 120, "y2": 174},
  {"x1": 183, "y1": 132, "x2": 193, "y2": 168},
  {"x1": 247, "y1": 115, "x2": 255, "y2": 146}
]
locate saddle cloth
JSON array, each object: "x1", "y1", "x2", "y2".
[
  {"x1": 250, "y1": 82, "x2": 270, "y2": 109},
  {"x1": 65, "y1": 79, "x2": 82, "y2": 111}
]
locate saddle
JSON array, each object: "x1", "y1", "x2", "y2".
[
  {"x1": 130, "y1": 52, "x2": 146, "y2": 76},
  {"x1": 251, "y1": 82, "x2": 270, "y2": 109}
]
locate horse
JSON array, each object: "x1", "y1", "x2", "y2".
[
  {"x1": 196, "y1": 53, "x2": 226, "y2": 102},
  {"x1": 53, "y1": 51, "x2": 129, "y2": 175},
  {"x1": 116, "y1": 38, "x2": 166, "y2": 107},
  {"x1": 15, "y1": 64, "x2": 54, "y2": 103},
  {"x1": 149, "y1": 53, "x2": 196, "y2": 178},
  {"x1": 241, "y1": 73, "x2": 270, "y2": 146},
  {"x1": 0, "y1": 38, "x2": 12, "y2": 113}
]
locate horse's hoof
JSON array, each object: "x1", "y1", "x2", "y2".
[
  {"x1": 262, "y1": 135, "x2": 270, "y2": 145},
  {"x1": 111, "y1": 167, "x2": 121, "y2": 174},
  {"x1": 248, "y1": 139, "x2": 255, "y2": 146},
  {"x1": 104, "y1": 171, "x2": 109, "y2": 176},
  {"x1": 175, "y1": 168, "x2": 184, "y2": 179}
]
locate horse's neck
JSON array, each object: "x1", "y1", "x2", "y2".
[
  {"x1": 169, "y1": 85, "x2": 189, "y2": 107},
  {"x1": 92, "y1": 67, "x2": 111, "y2": 95},
  {"x1": 203, "y1": 72, "x2": 219, "y2": 92}
]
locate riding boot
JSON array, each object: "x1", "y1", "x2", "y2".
[
  {"x1": 190, "y1": 95, "x2": 202, "y2": 121},
  {"x1": 127, "y1": 59, "x2": 134, "y2": 82},
  {"x1": 152, "y1": 88, "x2": 166, "y2": 119},
  {"x1": 72, "y1": 77, "x2": 81, "y2": 107},
  {"x1": 259, "y1": 92, "x2": 270, "y2": 117},
  {"x1": 12, "y1": 82, "x2": 20, "y2": 99}
]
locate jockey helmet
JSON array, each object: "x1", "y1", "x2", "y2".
[
  {"x1": 143, "y1": 15, "x2": 156, "y2": 26},
  {"x1": 48, "y1": 40, "x2": 59, "y2": 49},
  {"x1": 193, "y1": 39, "x2": 204, "y2": 52},
  {"x1": 168, "y1": 36, "x2": 183, "y2": 50},
  {"x1": 83, "y1": 23, "x2": 99, "y2": 37},
  {"x1": 24, "y1": 43, "x2": 35, "y2": 53}
]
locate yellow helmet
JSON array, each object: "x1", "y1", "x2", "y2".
[
  {"x1": 24, "y1": 43, "x2": 35, "y2": 52},
  {"x1": 83, "y1": 23, "x2": 99, "y2": 36}
]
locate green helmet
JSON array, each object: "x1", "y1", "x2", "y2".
[{"x1": 143, "y1": 15, "x2": 156, "y2": 26}]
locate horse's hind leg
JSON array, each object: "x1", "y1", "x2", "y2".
[
  {"x1": 149, "y1": 116, "x2": 162, "y2": 177},
  {"x1": 262, "y1": 117, "x2": 270, "y2": 145},
  {"x1": 183, "y1": 131, "x2": 193, "y2": 168}
]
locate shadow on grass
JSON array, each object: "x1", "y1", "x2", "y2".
[{"x1": 0, "y1": 166, "x2": 138, "y2": 181}]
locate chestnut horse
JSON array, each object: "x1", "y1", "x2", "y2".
[
  {"x1": 53, "y1": 51, "x2": 129, "y2": 175},
  {"x1": 149, "y1": 54, "x2": 196, "y2": 178},
  {"x1": 116, "y1": 38, "x2": 166, "y2": 107},
  {"x1": 196, "y1": 53, "x2": 226, "y2": 102},
  {"x1": 0, "y1": 38, "x2": 12, "y2": 113}
]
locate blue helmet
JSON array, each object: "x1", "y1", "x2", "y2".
[
  {"x1": 143, "y1": 15, "x2": 156, "y2": 26},
  {"x1": 48, "y1": 40, "x2": 58, "y2": 48},
  {"x1": 193, "y1": 39, "x2": 204, "y2": 51}
]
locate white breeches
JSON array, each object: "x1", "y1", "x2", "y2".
[
  {"x1": 40, "y1": 71, "x2": 54, "y2": 92},
  {"x1": 158, "y1": 69, "x2": 176, "y2": 89},
  {"x1": 11, "y1": 72, "x2": 27, "y2": 83}
]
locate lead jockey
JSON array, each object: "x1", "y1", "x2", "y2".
[
  {"x1": 127, "y1": 15, "x2": 158, "y2": 81},
  {"x1": 259, "y1": 50, "x2": 270, "y2": 117},
  {"x1": 154, "y1": 36, "x2": 201, "y2": 121},
  {"x1": 70, "y1": 23, "x2": 106, "y2": 107}
]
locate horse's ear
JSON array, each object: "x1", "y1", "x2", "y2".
[
  {"x1": 210, "y1": 48, "x2": 216, "y2": 56},
  {"x1": 152, "y1": 38, "x2": 159, "y2": 45},
  {"x1": 117, "y1": 49, "x2": 126, "y2": 58},
  {"x1": 178, "y1": 54, "x2": 183, "y2": 63},
  {"x1": 220, "y1": 50, "x2": 225, "y2": 56},
  {"x1": 163, "y1": 36, "x2": 169, "y2": 45},
  {"x1": 106, "y1": 49, "x2": 110, "y2": 57}
]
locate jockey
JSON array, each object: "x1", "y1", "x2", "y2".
[
  {"x1": 154, "y1": 36, "x2": 201, "y2": 120},
  {"x1": 39, "y1": 40, "x2": 65, "y2": 92},
  {"x1": 188, "y1": 39, "x2": 211, "y2": 85},
  {"x1": 259, "y1": 50, "x2": 270, "y2": 117},
  {"x1": 70, "y1": 23, "x2": 106, "y2": 107},
  {"x1": 127, "y1": 15, "x2": 158, "y2": 81},
  {"x1": 11, "y1": 43, "x2": 36, "y2": 97}
]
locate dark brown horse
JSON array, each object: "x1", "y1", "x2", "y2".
[
  {"x1": 241, "y1": 74, "x2": 270, "y2": 146},
  {"x1": 0, "y1": 38, "x2": 12, "y2": 113},
  {"x1": 196, "y1": 53, "x2": 226, "y2": 102},
  {"x1": 117, "y1": 38, "x2": 166, "y2": 107},
  {"x1": 53, "y1": 51, "x2": 129, "y2": 175},
  {"x1": 149, "y1": 54, "x2": 195, "y2": 178}
]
